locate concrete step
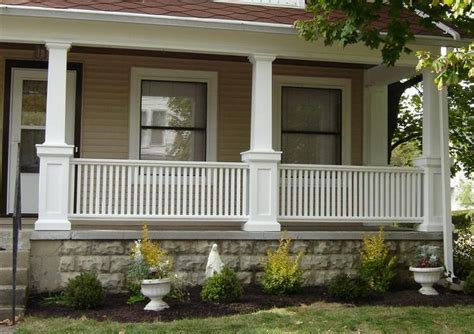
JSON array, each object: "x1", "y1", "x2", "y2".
[
  {"x1": 0, "y1": 285, "x2": 27, "y2": 306},
  {"x1": 0, "y1": 231, "x2": 31, "y2": 251},
  {"x1": 0, "y1": 305, "x2": 24, "y2": 321},
  {"x1": 0, "y1": 251, "x2": 29, "y2": 267},
  {"x1": 0, "y1": 268, "x2": 28, "y2": 286}
]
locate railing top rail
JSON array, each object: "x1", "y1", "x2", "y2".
[
  {"x1": 279, "y1": 163, "x2": 423, "y2": 173},
  {"x1": 70, "y1": 158, "x2": 248, "y2": 168}
]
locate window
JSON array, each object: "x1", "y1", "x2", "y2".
[
  {"x1": 129, "y1": 68, "x2": 218, "y2": 161},
  {"x1": 273, "y1": 76, "x2": 351, "y2": 165},
  {"x1": 281, "y1": 87, "x2": 342, "y2": 165},
  {"x1": 140, "y1": 81, "x2": 207, "y2": 161}
]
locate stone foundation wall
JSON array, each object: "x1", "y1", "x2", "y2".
[{"x1": 29, "y1": 239, "x2": 442, "y2": 293}]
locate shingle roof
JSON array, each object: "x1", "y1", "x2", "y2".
[{"x1": 1, "y1": 0, "x2": 447, "y2": 37}]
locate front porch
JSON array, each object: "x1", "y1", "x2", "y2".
[{"x1": 0, "y1": 44, "x2": 449, "y2": 234}]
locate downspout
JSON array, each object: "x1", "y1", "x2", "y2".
[{"x1": 415, "y1": 8, "x2": 461, "y2": 279}]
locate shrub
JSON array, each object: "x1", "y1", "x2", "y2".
[
  {"x1": 360, "y1": 228, "x2": 397, "y2": 293},
  {"x1": 200, "y1": 267, "x2": 243, "y2": 303},
  {"x1": 328, "y1": 273, "x2": 370, "y2": 302},
  {"x1": 464, "y1": 272, "x2": 474, "y2": 295},
  {"x1": 64, "y1": 272, "x2": 105, "y2": 309},
  {"x1": 454, "y1": 229, "x2": 474, "y2": 280},
  {"x1": 452, "y1": 210, "x2": 474, "y2": 231},
  {"x1": 260, "y1": 233, "x2": 304, "y2": 295}
]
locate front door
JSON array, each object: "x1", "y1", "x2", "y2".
[{"x1": 7, "y1": 68, "x2": 76, "y2": 214}]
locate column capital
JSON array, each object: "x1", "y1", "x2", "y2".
[
  {"x1": 45, "y1": 41, "x2": 72, "y2": 51},
  {"x1": 248, "y1": 54, "x2": 276, "y2": 64}
]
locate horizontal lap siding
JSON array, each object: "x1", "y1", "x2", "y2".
[
  {"x1": 73, "y1": 53, "x2": 253, "y2": 162},
  {"x1": 0, "y1": 48, "x2": 364, "y2": 177}
]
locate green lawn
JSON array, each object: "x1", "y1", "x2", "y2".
[{"x1": 15, "y1": 303, "x2": 474, "y2": 334}]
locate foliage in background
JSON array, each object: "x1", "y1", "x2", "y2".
[
  {"x1": 463, "y1": 271, "x2": 474, "y2": 295},
  {"x1": 360, "y1": 228, "x2": 398, "y2": 293},
  {"x1": 64, "y1": 272, "x2": 105, "y2": 309},
  {"x1": 328, "y1": 273, "x2": 370, "y2": 301},
  {"x1": 200, "y1": 267, "x2": 243, "y2": 303},
  {"x1": 260, "y1": 233, "x2": 304, "y2": 295},
  {"x1": 453, "y1": 210, "x2": 474, "y2": 279},
  {"x1": 391, "y1": 82, "x2": 473, "y2": 177},
  {"x1": 457, "y1": 179, "x2": 474, "y2": 208},
  {"x1": 297, "y1": 1, "x2": 473, "y2": 87}
]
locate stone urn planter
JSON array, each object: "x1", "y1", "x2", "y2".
[
  {"x1": 141, "y1": 278, "x2": 171, "y2": 311},
  {"x1": 409, "y1": 266, "x2": 444, "y2": 295}
]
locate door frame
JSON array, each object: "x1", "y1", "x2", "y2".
[{"x1": 1, "y1": 60, "x2": 83, "y2": 215}]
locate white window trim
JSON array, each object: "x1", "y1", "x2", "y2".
[
  {"x1": 129, "y1": 67, "x2": 218, "y2": 161},
  {"x1": 273, "y1": 75, "x2": 352, "y2": 165}
]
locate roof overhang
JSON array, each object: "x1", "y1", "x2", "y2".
[{"x1": 0, "y1": 4, "x2": 467, "y2": 66}]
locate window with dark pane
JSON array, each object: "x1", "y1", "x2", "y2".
[
  {"x1": 281, "y1": 86, "x2": 342, "y2": 164},
  {"x1": 140, "y1": 80, "x2": 207, "y2": 161},
  {"x1": 20, "y1": 80, "x2": 47, "y2": 173}
]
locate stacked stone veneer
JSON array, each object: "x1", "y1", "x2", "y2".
[{"x1": 29, "y1": 239, "x2": 442, "y2": 293}]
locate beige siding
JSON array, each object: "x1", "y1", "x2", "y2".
[{"x1": 0, "y1": 47, "x2": 365, "y2": 205}]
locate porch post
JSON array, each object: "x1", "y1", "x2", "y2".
[
  {"x1": 241, "y1": 54, "x2": 281, "y2": 232},
  {"x1": 363, "y1": 85, "x2": 388, "y2": 165},
  {"x1": 414, "y1": 70, "x2": 443, "y2": 232},
  {"x1": 35, "y1": 41, "x2": 73, "y2": 231}
]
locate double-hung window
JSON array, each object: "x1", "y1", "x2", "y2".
[
  {"x1": 130, "y1": 68, "x2": 217, "y2": 161},
  {"x1": 140, "y1": 80, "x2": 207, "y2": 161},
  {"x1": 274, "y1": 76, "x2": 351, "y2": 165},
  {"x1": 281, "y1": 86, "x2": 342, "y2": 164}
]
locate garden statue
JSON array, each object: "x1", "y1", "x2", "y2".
[{"x1": 205, "y1": 243, "x2": 224, "y2": 278}]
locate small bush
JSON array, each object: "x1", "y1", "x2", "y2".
[
  {"x1": 452, "y1": 210, "x2": 474, "y2": 231},
  {"x1": 64, "y1": 272, "x2": 105, "y2": 309},
  {"x1": 328, "y1": 273, "x2": 370, "y2": 302},
  {"x1": 464, "y1": 272, "x2": 474, "y2": 295},
  {"x1": 201, "y1": 267, "x2": 243, "y2": 303},
  {"x1": 260, "y1": 233, "x2": 304, "y2": 295},
  {"x1": 360, "y1": 228, "x2": 397, "y2": 293},
  {"x1": 454, "y1": 229, "x2": 474, "y2": 280}
]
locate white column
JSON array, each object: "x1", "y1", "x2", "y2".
[
  {"x1": 438, "y1": 65, "x2": 454, "y2": 276},
  {"x1": 241, "y1": 54, "x2": 281, "y2": 232},
  {"x1": 414, "y1": 70, "x2": 443, "y2": 232},
  {"x1": 35, "y1": 41, "x2": 73, "y2": 231},
  {"x1": 363, "y1": 85, "x2": 388, "y2": 165}
]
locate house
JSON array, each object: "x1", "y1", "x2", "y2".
[{"x1": 0, "y1": 0, "x2": 466, "y2": 296}]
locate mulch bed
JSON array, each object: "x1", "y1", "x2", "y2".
[{"x1": 25, "y1": 285, "x2": 474, "y2": 323}]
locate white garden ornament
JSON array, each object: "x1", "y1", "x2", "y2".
[{"x1": 205, "y1": 244, "x2": 224, "y2": 278}]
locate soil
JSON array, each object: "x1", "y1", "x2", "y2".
[{"x1": 25, "y1": 285, "x2": 474, "y2": 323}]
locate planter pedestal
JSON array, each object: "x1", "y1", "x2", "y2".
[
  {"x1": 409, "y1": 266, "x2": 444, "y2": 295},
  {"x1": 141, "y1": 278, "x2": 171, "y2": 311}
]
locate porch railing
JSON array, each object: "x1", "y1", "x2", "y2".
[
  {"x1": 278, "y1": 164, "x2": 424, "y2": 222},
  {"x1": 69, "y1": 159, "x2": 424, "y2": 224},
  {"x1": 69, "y1": 159, "x2": 249, "y2": 220}
]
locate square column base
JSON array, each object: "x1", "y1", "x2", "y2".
[
  {"x1": 241, "y1": 150, "x2": 281, "y2": 232},
  {"x1": 414, "y1": 157, "x2": 444, "y2": 233},
  {"x1": 35, "y1": 144, "x2": 73, "y2": 231}
]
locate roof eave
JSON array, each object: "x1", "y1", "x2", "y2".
[{"x1": 0, "y1": 4, "x2": 469, "y2": 47}]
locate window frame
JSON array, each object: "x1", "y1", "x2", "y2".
[
  {"x1": 273, "y1": 75, "x2": 352, "y2": 165},
  {"x1": 129, "y1": 67, "x2": 218, "y2": 161}
]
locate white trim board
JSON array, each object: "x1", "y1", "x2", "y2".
[
  {"x1": 129, "y1": 67, "x2": 218, "y2": 161},
  {"x1": 273, "y1": 75, "x2": 352, "y2": 165}
]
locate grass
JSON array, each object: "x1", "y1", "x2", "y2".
[{"x1": 15, "y1": 302, "x2": 474, "y2": 334}]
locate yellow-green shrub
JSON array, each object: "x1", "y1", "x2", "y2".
[
  {"x1": 360, "y1": 228, "x2": 397, "y2": 293},
  {"x1": 260, "y1": 233, "x2": 304, "y2": 295}
]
